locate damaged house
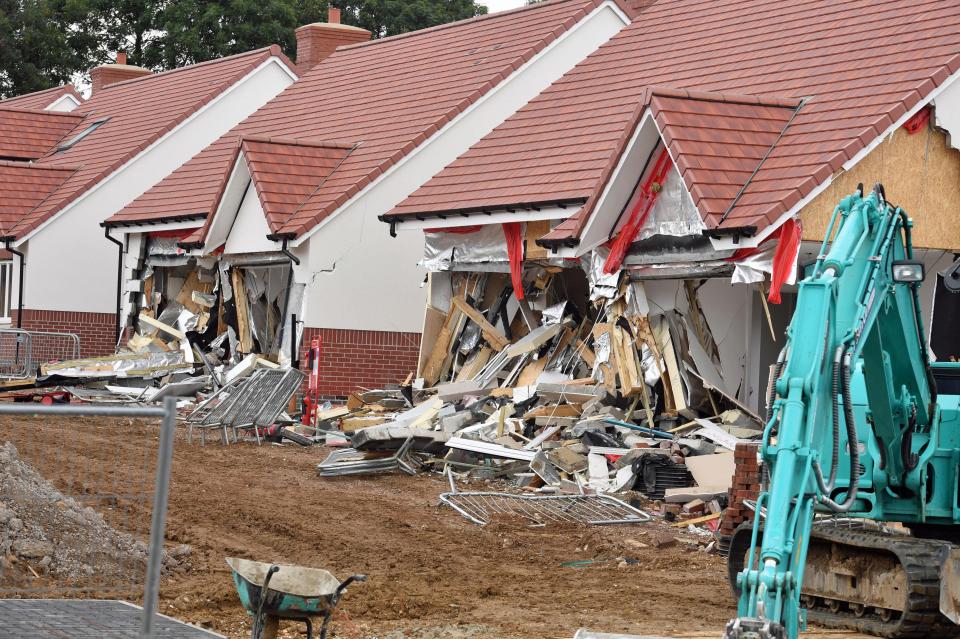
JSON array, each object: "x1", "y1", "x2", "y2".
[
  {"x1": 0, "y1": 48, "x2": 296, "y2": 358},
  {"x1": 380, "y1": 0, "x2": 960, "y2": 416},
  {"x1": 101, "y1": 0, "x2": 639, "y2": 397}
]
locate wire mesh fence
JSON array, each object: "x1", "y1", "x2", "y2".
[
  {"x1": 0, "y1": 329, "x2": 80, "y2": 380},
  {"x1": 0, "y1": 400, "x2": 175, "y2": 637}
]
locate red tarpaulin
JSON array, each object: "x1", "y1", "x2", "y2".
[
  {"x1": 502, "y1": 222, "x2": 525, "y2": 300},
  {"x1": 603, "y1": 147, "x2": 673, "y2": 274}
]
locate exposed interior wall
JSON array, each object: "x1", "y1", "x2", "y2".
[
  {"x1": 16, "y1": 59, "x2": 295, "y2": 314},
  {"x1": 800, "y1": 124, "x2": 960, "y2": 251},
  {"x1": 640, "y1": 278, "x2": 761, "y2": 409}
]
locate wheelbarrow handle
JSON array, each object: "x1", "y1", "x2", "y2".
[
  {"x1": 334, "y1": 574, "x2": 367, "y2": 598},
  {"x1": 254, "y1": 565, "x2": 281, "y2": 634}
]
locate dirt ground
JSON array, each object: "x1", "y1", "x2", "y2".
[{"x1": 0, "y1": 416, "x2": 869, "y2": 639}]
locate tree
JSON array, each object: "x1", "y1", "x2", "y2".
[
  {"x1": 146, "y1": 0, "x2": 304, "y2": 67},
  {"x1": 0, "y1": 0, "x2": 487, "y2": 98},
  {"x1": 150, "y1": 0, "x2": 487, "y2": 67},
  {"x1": 338, "y1": 0, "x2": 487, "y2": 39},
  {"x1": 0, "y1": 0, "x2": 100, "y2": 98},
  {"x1": 81, "y1": 0, "x2": 166, "y2": 68}
]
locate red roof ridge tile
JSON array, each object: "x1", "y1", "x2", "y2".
[
  {"x1": 0, "y1": 84, "x2": 84, "y2": 109},
  {"x1": 338, "y1": 0, "x2": 635, "y2": 53},
  {"x1": 97, "y1": 45, "x2": 288, "y2": 94},
  {"x1": 646, "y1": 86, "x2": 803, "y2": 109},
  {"x1": 240, "y1": 135, "x2": 357, "y2": 150},
  {"x1": 0, "y1": 160, "x2": 81, "y2": 171},
  {"x1": 0, "y1": 106, "x2": 85, "y2": 120}
]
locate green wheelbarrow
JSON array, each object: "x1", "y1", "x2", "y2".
[{"x1": 227, "y1": 557, "x2": 366, "y2": 639}]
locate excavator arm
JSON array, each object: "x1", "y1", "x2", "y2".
[{"x1": 727, "y1": 185, "x2": 955, "y2": 639}]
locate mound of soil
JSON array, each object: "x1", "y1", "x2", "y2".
[{"x1": 0, "y1": 441, "x2": 186, "y2": 589}]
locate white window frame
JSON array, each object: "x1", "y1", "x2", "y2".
[{"x1": 0, "y1": 260, "x2": 12, "y2": 322}]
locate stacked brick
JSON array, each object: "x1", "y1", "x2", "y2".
[
  {"x1": 719, "y1": 442, "x2": 762, "y2": 538},
  {"x1": 299, "y1": 327, "x2": 421, "y2": 400},
  {"x1": 11, "y1": 309, "x2": 117, "y2": 358}
]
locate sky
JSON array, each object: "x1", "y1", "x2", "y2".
[{"x1": 480, "y1": 0, "x2": 528, "y2": 13}]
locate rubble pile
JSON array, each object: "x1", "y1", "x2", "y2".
[
  {"x1": 0, "y1": 443, "x2": 186, "y2": 585},
  {"x1": 314, "y1": 270, "x2": 765, "y2": 534}
]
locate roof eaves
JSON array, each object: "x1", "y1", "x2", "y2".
[
  {"x1": 100, "y1": 212, "x2": 208, "y2": 229},
  {"x1": 381, "y1": 197, "x2": 588, "y2": 223}
]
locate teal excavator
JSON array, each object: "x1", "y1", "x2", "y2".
[{"x1": 724, "y1": 184, "x2": 960, "y2": 639}]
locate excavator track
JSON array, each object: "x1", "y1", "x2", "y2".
[{"x1": 729, "y1": 523, "x2": 960, "y2": 639}]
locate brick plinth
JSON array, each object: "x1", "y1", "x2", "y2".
[
  {"x1": 719, "y1": 443, "x2": 762, "y2": 538},
  {"x1": 10, "y1": 309, "x2": 117, "y2": 359},
  {"x1": 299, "y1": 327, "x2": 421, "y2": 399}
]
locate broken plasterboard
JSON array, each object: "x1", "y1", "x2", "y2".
[
  {"x1": 684, "y1": 452, "x2": 735, "y2": 490},
  {"x1": 692, "y1": 417, "x2": 748, "y2": 451}
]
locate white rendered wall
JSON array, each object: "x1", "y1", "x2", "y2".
[
  {"x1": 17, "y1": 58, "x2": 295, "y2": 313},
  {"x1": 303, "y1": 202, "x2": 425, "y2": 332},
  {"x1": 223, "y1": 186, "x2": 276, "y2": 254},
  {"x1": 294, "y1": 1, "x2": 630, "y2": 333}
]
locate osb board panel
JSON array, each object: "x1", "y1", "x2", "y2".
[
  {"x1": 418, "y1": 305, "x2": 446, "y2": 378},
  {"x1": 525, "y1": 220, "x2": 551, "y2": 260},
  {"x1": 800, "y1": 126, "x2": 960, "y2": 251}
]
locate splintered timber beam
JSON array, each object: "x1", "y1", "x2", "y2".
[
  {"x1": 138, "y1": 312, "x2": 186, "y2": 340},
  {"x1": 422, "y1": 306, "x2": 463, "y2": 386},
  {"x1": 230, "y1": 269, "x2": 254, "y2": 353},
  {"x1": 450, "y1": 295, "x2": 509, "y2": 351}
]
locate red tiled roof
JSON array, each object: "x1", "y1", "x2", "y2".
[
  {"x1": 0, "y1": 85, "x2": 83, "y2": 111},
  {"x1": 0, "y1": 162, "x2": 78, "y2": 236},
  {"x1": 0, "y1": 46, "x2": 288, "y2": 240},
  {"x1": 538, "y1": 88, "x2": 802, "y2": 242},
  {"x1": 0, "y1": 107, "x2": 85, "y2": 160},
  {"x1": 108, "y1": 0, "x2": 638, "y2": 237},
  {"x1": 652, "y1": 91, "x2": 800, "y2": 226},
  {"x1": 389, "y1": 0, "x2": 960, "y2": 243},
  {"x1": 241, "y1": 136, "x2": 356, "y2": 232}
]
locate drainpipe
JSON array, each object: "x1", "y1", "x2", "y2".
[
  {"x1": 279, "y1": 236, "x2": 300, "y2": 266},
  {"x1": 2, "y1": 237, "x2": 24, "y2": 329},
  {"x1": 265, "y1": 234, "x2": 301, "y2": 366},
  {"x1": 104, "y1": 228, "x2": 124, "y2": 345}
]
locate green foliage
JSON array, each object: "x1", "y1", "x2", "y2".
[
  {"x1": 0, "y1": 0, "x2": 100, "y2": 97},
  {"x1": 0, "y1": 0, "x2": 487, "y2": 98},
  {"x1": 337, "y1": 0, "x2": 487, "y2": 39}
]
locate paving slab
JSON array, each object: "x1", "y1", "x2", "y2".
[{"x1": 0, "y1": 599, "x2": 224, "y2": 638}]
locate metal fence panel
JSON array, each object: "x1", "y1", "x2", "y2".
[
  {"x1": 0, "y1": 400, "x2": 175, "y2": 638},
  {"x1": 0, "y1": 329, "x2": 81, "y2": 380},
  {"x1": 27, "y1": 331, "x2": 81, "y2": 369},
  {"x1": 0, "y1": 331, "x2": 30, "y2": 379}
]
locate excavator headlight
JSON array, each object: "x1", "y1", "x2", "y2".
[{"x1": 892, "y1": 260, "x2": 925, "y2": 283}]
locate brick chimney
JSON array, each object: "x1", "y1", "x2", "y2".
[
  {"x1": 295, "y1": 7, "x2": 372, "y2": 74},
  {"x1": 90, "y1": 52, "x2": 152, "y2": 94}
]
